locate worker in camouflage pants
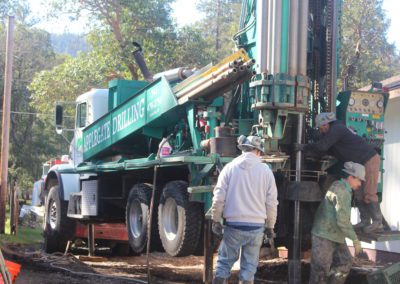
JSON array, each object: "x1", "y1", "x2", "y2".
[{"x1": 309, "y1": 162, "x2": 364, "y2": 284}]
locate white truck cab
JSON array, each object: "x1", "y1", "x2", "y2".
[
  {"x1": 46, "y1": 89, "x2": 109, "y2": 203},
  {"x1": 71, "y1": 89, "x2": 109, "y2": 166}
]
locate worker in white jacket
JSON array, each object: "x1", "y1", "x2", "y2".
[{"x1": 211, "y1": 135, "x2": 278, "y2": 284}]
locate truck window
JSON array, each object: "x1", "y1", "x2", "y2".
[{"x1": 76, "y1": 103, "x2": 87, "y2": 128}]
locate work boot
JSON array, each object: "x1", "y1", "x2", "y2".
[
  {"x1": 363, "y1": 202, "x2": 384, "y2": 234},
  {"x1": 212, "y1": 277, "x2": 227, "y2": 284},
  {"x1": 328, "y1": 269, "x2": 349, "y2": 284},
  {"x1": 328, "y1": 274, "x2": 348, "y2": 284},
  {"x1": 353, "y1": 201, "x2": 371, "y2": 231}
]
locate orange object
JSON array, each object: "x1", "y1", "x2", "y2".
[{"x1": 0, "y1": 260, "x2": 21, "y2": 283}]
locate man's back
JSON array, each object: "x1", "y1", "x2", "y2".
[
  {"x1": 213, "y1": 152, "x2": 278, "y2": 225},
  {"x1": 309, "y1": 121, "x2": 376, "y2": 164}
]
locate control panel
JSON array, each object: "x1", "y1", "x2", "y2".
[
  {"x1": 337, "y1": 91, "x2": 388, "y2": 148},
  {"x1": 347, "y1": 92, "x2": 385, "y2": 115}
]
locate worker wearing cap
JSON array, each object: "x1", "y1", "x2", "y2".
[
  {"x1": 309, "y1": 162, "x2": 365, "y2": 284},
  {"x1": 295, "y1": 112, "x2": 383, "y2": 234},
  {"x1": 211, "y1": 135, "x2": 278, "y2": 284}
]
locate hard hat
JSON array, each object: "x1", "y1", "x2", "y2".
[
  {"x1": 315, "y1": 112, "x2": 336, "y2": 128},
  {"x1": 342, "y1": 161, "x2": 366, "y2": 181},
  {"x1": 237, "y1": 135, "x2": 265, "y2": 154}
]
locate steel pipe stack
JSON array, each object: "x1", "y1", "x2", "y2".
[
  {"x1": 256, "y1": 0, "x2": 309, "y2": 77},
  {"x1": 174, "y1": 51, "x2": 255, "y2": 104},
  {"x1": 253, "y1": 0, "x2": 310, "y2": 110}
]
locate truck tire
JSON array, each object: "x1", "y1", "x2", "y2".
[
  {"x1": 43, "y1": 186, "x2": 75, "y2": 253},
  {"x1": 126, "y1": 183, "x2": 162, "y2": 254},
  {"x1": 158, "y1": 181, "x2": 203, "y2": 256}
]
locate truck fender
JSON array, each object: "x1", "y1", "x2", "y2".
[{"x1": 44, "y1": 170, "x2": 80, "y2": 201}]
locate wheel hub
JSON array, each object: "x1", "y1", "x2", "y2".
[
  {"x1": 49, "y1": 200, "x2": 57, "y2": 230},
  {"x1": 162, "y1": 197, "x2": 179, "y2": 241},
  {"x1": 129, "y1": 200, "x2": 145, "y2": 238}
]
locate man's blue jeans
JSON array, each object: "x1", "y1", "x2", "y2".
[{"x1": 215, "y1": 226, "x2": 264, "y2": 281}]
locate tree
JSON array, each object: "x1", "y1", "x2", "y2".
[
  {"x1": 47, "y1": 0, "x2": 177, "y2": 79},
  {"x1": 29, "y1": 28, "x2": 137, "y2": 114},
  {"x1": 0, "y1": 0, "x2": 32, "y2": 24},
  {"x1": 0, "y1": 24, "x2": 63, "y2": 197},
  {"x1": 196, "y1": 0, "x2": 242, "y2": 61},
  {"x1": 30, "y1": 0, "x2": 215, "y2": 113},
  {"x1": 340, "y1": 0, "x2": 400, "y2": 89},
  {"x1": 172, "y1": 25, "x2": 215, "y2": 68}
]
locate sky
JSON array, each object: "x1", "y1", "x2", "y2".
[{"x1": 29, "y1": 0, "x2": 399, "y2": 51}]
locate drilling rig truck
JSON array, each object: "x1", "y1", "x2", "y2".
[{"x1": 43, "y1": 0, "x2": 392, "y2": 282}]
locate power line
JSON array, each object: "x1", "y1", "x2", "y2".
[
  {"x1": 0, "y1": 110, "x2": 52, "y2": 116},
  {"x1": 0, "y1": 110, "x2": 74, "y2": 118}
]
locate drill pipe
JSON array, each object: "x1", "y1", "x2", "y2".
[
  {"x1": 175, "y1": 60, "x2": 243, "y2": 98},
  {"x1": 153, "y1": 67, "x2": 195, "y2": 82},
  {"x1": 181, "y1": 68, "x2": 238, "y2": 98},
  {"x1": 177, "y1": 68, "x2": 251, "y2": 104},
  {"x1": 176, "y1": 68, "x2": 237, "y2": 99}
]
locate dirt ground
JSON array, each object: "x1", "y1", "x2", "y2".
[{"x1": 1, "y1": 243, "x2": 388, "y2": 284}]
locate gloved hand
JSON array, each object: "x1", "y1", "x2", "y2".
[
  {"x1": 353, "y1": 240, "x2": 362, "y2": 257},
  {"x1": 293, "y1": 143, "x2": 306, "y2": 152},
  {"x1": 263, "y1": 228, "x2": 276, "y2": 243},
  {"x1": 212, "y1": 222, "x2": 224, "y2": 240}
]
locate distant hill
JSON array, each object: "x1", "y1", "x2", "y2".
[{"x1": 50, "y1": 33, "x2": 88, "y2": 57}]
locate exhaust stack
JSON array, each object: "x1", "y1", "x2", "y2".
[{"x1": 132, "y1": 42, "x2": 153, "y2": 83}]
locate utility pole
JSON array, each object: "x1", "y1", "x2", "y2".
[{"x1": 0, "y1": 16, "x2": 15, "y2": 234}]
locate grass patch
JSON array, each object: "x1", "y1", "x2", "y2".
[
  {"x1": 0, "y1": 226, "x2": 43, "y2": 246},
  {"x1": 1, "y1": 217, "x2": 43, "y2": 246}
]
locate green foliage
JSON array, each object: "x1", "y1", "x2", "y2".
[
  {"x1": 340, "y1": 0, "x2": 400, "y2": 89},
  {"x1": 172, "y1": 25, "x2": 215, "y2": 67}
]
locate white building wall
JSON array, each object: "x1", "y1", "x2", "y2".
[
  {"x1": 350, "y1": 94, "x2": 400, "y2": 252},
  {"x1": 381, "y1": 96, "x2": 400, "y2": 231}
]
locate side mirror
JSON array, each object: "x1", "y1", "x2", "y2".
[{"x1": 55, "y1": 105, "x2": 63, "y2": 134}]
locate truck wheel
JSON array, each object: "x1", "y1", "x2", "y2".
[
  {"x1": 126, "y1": 183, "x2": 161, "y2": 254},
  {"x1": 44, "y1": 186, "x2": 75, "y2": 253},
  {"x1": 158, "y1": 181, "x2": 203, "y2": 256}
]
